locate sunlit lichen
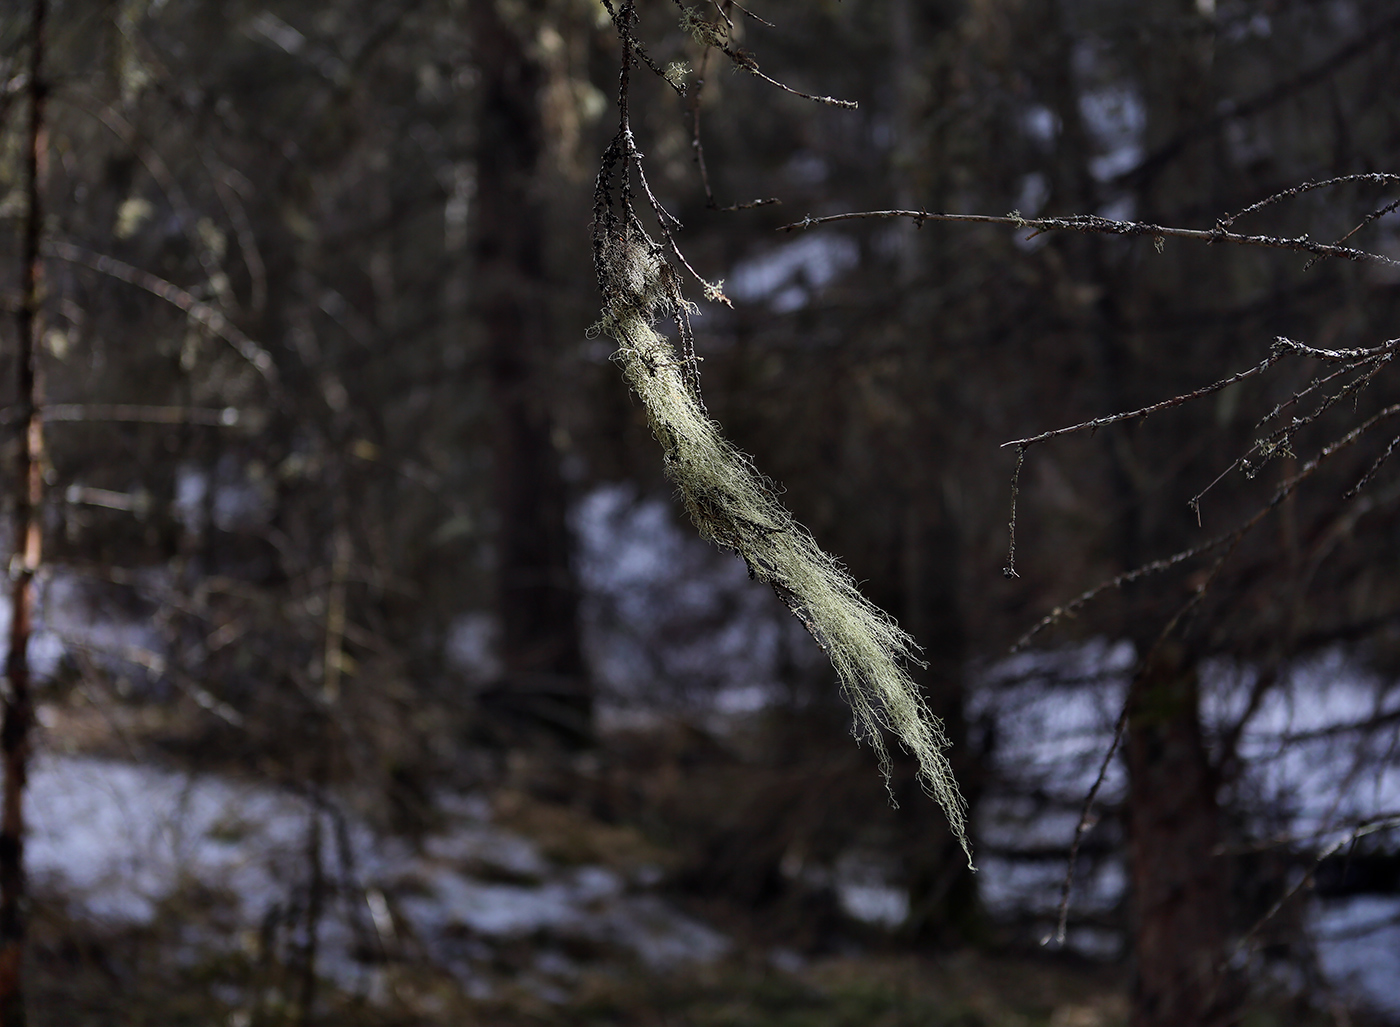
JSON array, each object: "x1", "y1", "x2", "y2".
[{"x1": 594, "y1": 221, "x2": 971, "y2": 867}]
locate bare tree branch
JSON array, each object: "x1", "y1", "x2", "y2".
[{"x1": 779, "y1": 209, "x2": 1400, "y2": 270}]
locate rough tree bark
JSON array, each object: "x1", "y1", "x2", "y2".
[
  {"x1": 471, "y1": 0, "x2": 591, "y2": 746},
  {"x1": 0, "y1": 1, "x2": 46, "y2": 1022},
  {"x1": 1126, "y1": 644, "x2": 1232, "y2": 1027}
]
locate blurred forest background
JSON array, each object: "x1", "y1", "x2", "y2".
[{"x1": 3, "y1": 0, "x2": 1400, "y2": 1024}]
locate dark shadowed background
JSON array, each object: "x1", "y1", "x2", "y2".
[{"x1": 3, "y1": 1, "x2": 1400, "y2": 1024}]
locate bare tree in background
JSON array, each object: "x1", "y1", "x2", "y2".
[
  {"x1": 1, "y1": 2, "x2": 45, "y2": 1021},
  {"x1": 472, "y1": 0, "x2": 592, "y2": 747}
]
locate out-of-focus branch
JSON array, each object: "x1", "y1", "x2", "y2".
[
  {"x1": 0, "y1": 404, "x2": 251, "y2": 427},
  {"x1": 44, "y1": 239, "x2": 278, "y2": 383}
]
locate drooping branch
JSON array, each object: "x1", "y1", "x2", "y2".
[
  {"x1": 1003, "y1": 346, "x2": 1290, "y2": 451},
  {"x1": 593, "y1": 0, "x2": 969, "y2": 861}
]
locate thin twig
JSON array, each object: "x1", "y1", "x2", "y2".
[
  {"x1": 779, "y1": 209, "x2": 1400, "y2": 269},
  {"x1": 1305, "y1": 195, "x2": 1400, "y2": 271},
  {"x1": 726, "y1": 0, "x2": 773, "y2": 26},
  {"x1": 1052, "y1": 530, "x2": 1243, "y2": 945},
  {"x1": 688, "y1": 45, "x2": 715, "y2": 204},
  {"x1": 686, "y1": 44, "x2": 782, "y2": 211},
  {"x1": 45, "y1": 239, "x2": 278, "y2": 382},
  {"x1": 1002, "y1": 447, "x2": 1024, "y2": 579},
  {"x1": 206, "y1": 152, "x2": 269, "y2": 315},
  {"x1": 1049, "y1": 700, "x2": 1129, "y2": 946},
  {"x1": 1004, "y1": 348, "x2": 1286, "y2": 450},
  {"x1": 1344, "y1": 433, "x2": 1400, "y2": 499},
  {"x1": 1014, "y1": 401, "x2": 1400, "y2": 651},
  {"x1": 719, "y1": 40, "x2": 857, "y2": 108},
  {"x1": 1223, "y1": 814, "x2": 1400, "y2": 971},
  {"x1": 1222, "y1": 173, "x2": 1400, "y2": 227}
]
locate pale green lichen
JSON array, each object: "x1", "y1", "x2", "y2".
[
  {"x1": 664, "y1": 61, "x2": 691, "y2": 89},
  {"x1": 596, "y1": 221, "x2": 971, "y2": 866},
  {"x1": 680, "y1": 7, "x2": 728, "y2": 49}
]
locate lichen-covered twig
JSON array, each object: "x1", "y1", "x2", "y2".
[{"x1": 593, "y1": 1, "x2": 969, "y2": 864}]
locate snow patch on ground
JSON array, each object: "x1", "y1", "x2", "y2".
[{"x1": 28, "y1": 754, "x2": 729, "y2": 1001}]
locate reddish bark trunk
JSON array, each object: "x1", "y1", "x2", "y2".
[
  {"x1": 0, "y1": 2, "x2": 46, "y2": 1022},
  {"x1": 1126, "y1": 644, "x2": 1233, "y2": 1027}
]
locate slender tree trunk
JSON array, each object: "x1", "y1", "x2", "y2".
[
  {"x1": 471, "y1": 0, "x2": 591, "y2": 746},
  {"x1": 886, "y1": 0, "x2": 980, "y2": 943},
  {"x1": 0, "y1": 3, "x2": 47, "y2": 1022},
  {"x1": 1120, "y1": 7, "x2": 1232, "y2": 1024},
  {"x1": 1125, "y1": 644, "x2": 1233, "y2": 1027},
  {"x1": 897, "y1": 489, "x2": 981, "y2": 945}
]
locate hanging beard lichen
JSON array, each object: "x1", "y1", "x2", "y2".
[{"x1": 592, "y1": 213, "x2": 972, "y2": 867}]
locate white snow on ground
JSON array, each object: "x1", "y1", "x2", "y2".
[
  {"x1": 29, "y1": 755, "x2": 312, "y2": 924},
  {"x1": 1309, "y1": 896, "x2": 1400, "y2": 1019},
  {"x1": 27, "y1": 754, "x2": 729, "y2": 1001}
]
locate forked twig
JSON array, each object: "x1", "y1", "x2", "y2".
[
  {"x1": 1003, "y1": 348, "x2": 1287, "y2": 451},
  {"x1": 1015, "y1": 400, "x2": 1400, "y2": 651},
  {"x1": 1222, "y1": 173, "x2": 1400, "y2": 226}
]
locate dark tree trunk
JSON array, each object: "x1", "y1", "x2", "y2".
[
  {"x1": 1120, "y1": 6, "x2": 1234, "y2": 1024},
  {"x1": 885, "y1": 1, "x2": 980, "y2": 943},
  {"x1": 471, "y1": 0, "x2": 591, "y2": 746},
  {"x1": 1126, "y1": 644, "x2": 1233, "y2": 1027},
  {"x1": 897, "y1": 489, "x2": 981, "y2": 946},
  {"x1": 0, "y1": 3, "x2": 46, "y2": 1022}
]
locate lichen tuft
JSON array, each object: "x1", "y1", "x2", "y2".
[{"x1": 593, "y1": 219, "x2": 972, "y2": 867}]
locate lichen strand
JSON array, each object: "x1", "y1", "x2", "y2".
[
  {"x1": 596, "y1": 228, "x2": 971, "y2": 866},
  {"x1": 680, "y1": 7, "x2": 728, "y2": 49}
]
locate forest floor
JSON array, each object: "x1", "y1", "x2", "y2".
[{"x1": 21, "y1": 698, "x2": 1352, "y2": 1027}]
